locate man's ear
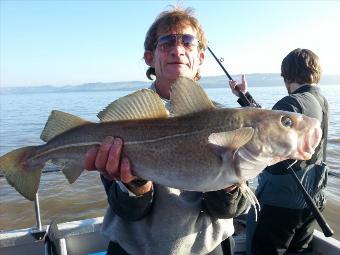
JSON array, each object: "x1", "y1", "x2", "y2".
[
  {"x1": 144, "y1": 51, "x2": 154, "y2": 67},
  {"x1": 199, "y1": 50, "x2": 205, "y2": 65}
]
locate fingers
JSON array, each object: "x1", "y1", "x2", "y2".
[
  {"x1": 240, "y1": 74, "x2": 248, "y2": 93},
  {"x1": 120, "y1": 157, "x2": 136, "y2": 183},
  {"x1": 84, "y1": 136, "x2": 136, "y2": 182},
  {"x1": 84, "y1": 147, "x2": 98, "y2": 170},
  {"x1": 104, "y1": 140, "x2": 138, "y2": 183},
  {"x1": 229, "y1": 80, "x2": 237, "y2": 89},
  {"x1": 228, "y1": 75, "x2": 248, "y2": 96},
  {"x1": 84, "y1": 136, "x2": 139, "y2": 183},
  {"x1": 229, "y1": 80, "x2": 240, "y2": 97},
  {"x1": 106, "y1": 138, "x2": 123, "y2": 180},
  {"x1": 223, "y1": 184, "x2": 238, "y2": 193},
  {"x1": 95, "y1": 136, "x2": 114, "y2": 170}
]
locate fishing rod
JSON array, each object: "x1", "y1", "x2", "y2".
[
  {"x1": 286, "y1": 162, "x2": 334, "y2": 237},
  {"x1": 207, "y1": 47, "x2": 251, "y2": 106},
  {"x1": 207, "y1": 46, "x2": 334, "y2": 238}
]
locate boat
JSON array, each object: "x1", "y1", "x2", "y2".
[
  {"x1": 1, "y1": 213, "x2": 340, "y2": 254},
  {"x1": 1, "y1": 173, "x2": 339, "y2": 255}
]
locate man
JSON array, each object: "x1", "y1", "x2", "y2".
[
  {"x1": 84, "y1": 6, "x2": 250, "y2": 255},
  {"x1": 230, "y1": 48, "x2": 329, "y2": 255}
]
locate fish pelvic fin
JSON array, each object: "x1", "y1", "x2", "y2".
[
  {"x1": 97, "y1": 89, "x2": 169, "y2": 122},
  {"x1": 170, "y1": 77, "x2": 215, "y2": 117},
  {"x1": 0, "y1": 146, "x2": 43, "y2": 201},
  {"x1": 208, "y1": 127, "x2": 254, "y2": 154},
  {"x1": 239, "y1": 182, "x2": 260, "y2": 221},
  {"x1": 41, "y1": 110, "x2": 90, "y2": 142}
]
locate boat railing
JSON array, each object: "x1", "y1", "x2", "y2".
[
  {"x1": 0, "y1": 166, "x2": 63, "y2": 237},
  {"x1": 0, "y1": 167, "x2": 110, "y2": 255}
]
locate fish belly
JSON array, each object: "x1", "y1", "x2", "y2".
[{"x1": 124, "y1": 131, "x2": 240, "y2": 191}]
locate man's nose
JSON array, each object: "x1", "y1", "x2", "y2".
[{"x1": 170, "y1": 41, "x2": 186, "y2": 54}]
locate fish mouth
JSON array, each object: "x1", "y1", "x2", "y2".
[{"x1": 298, "y1": 127, "x2": 322, "y2": 160}]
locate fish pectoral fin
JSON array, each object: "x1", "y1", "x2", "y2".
[
  {"x1": 170, "y1": 76, "x2": 215, "y2": 117},
  {"x1": 97, "y1": 89, "x2": 169, "y2": 122},
  {"x1": 40, "y1": 110, "x2": 90, "y2": 142},
  {"x1": 208, "y1": 127, "x2": 255, "y2": 154}
]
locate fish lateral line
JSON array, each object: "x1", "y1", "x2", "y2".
[{"x1": 31, "y1": 125, "x2": 242, "y2": 160}]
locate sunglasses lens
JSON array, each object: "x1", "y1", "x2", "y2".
[
  {"x1": 182, "y1": 34, "x2": 199, "y2": 47},
  {"x1": 157, "y1": 35, "x2": 176, "y2": 50},
  {"x1": 157, "y1": 34, "x2": 199, "y2": 51}
]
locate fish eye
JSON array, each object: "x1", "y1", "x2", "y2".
[{"x1": 281, "y1": 116, "x2": 293, "y2": 128}]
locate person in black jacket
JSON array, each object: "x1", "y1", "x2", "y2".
[
  {"x1": 83, "y1": 6, "x2": 252, "y2": 255},
  {"x1": 230, "y1": 48, "x2": 329, "y2": 255}
]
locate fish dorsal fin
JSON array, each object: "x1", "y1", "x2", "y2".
[
  {"x1": 97, "y1": 89, "x2": 168, "y2": 122},
  {"x1": 40, "y1": 110, "x2": 89, "y2": 142},
  {"x1": 170, "y1": 77, "x2": 215, "y2": 116},
  {"x1": 208, "y1": 127, "x2": 254, "y2": 153}
]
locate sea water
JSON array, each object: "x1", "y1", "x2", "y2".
[{"x1": 0, "y1": 85, "x2": 339, "y2": 238}]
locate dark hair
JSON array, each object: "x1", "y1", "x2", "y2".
[
  {"x1": 144, "y1": 5, "x2": 207, "y2": 80},
  {"x1": 281, "y1": 48, "x2": 322, "y2": 85}
]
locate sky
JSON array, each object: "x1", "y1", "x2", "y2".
[{"x1": 1, "y1": 0, "x2": 340, "y2": 87}]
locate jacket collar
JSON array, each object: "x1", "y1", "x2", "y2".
[{"x1": 291, "y1": 84, "x2": 320, "y2": 95}]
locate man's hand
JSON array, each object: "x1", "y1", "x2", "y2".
[
  {"x1": 229, "y1": 74, "x2": 248, "y2": 97},
  {"x1": 223, "y1": 184, "x2": 238, "y2": 193},
  {"x1": 84, "y1": 136, "x2": 152, "y2": 195}
]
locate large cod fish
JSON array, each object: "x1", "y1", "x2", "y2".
[{"x1": 0, "y1": 77, "x2": 321, "y2": 209}]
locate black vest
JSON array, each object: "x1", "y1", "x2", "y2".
[{"x1": 266, "y1": 85, "x2": 329, "y2": 174}]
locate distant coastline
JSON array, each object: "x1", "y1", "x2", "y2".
[{"x1": 1, "y1": 73, "x2": 339, "y2": 95}]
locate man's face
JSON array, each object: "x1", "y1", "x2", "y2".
[{"x1": 145, "y1": 26, "x2": 205, "y2": 81}]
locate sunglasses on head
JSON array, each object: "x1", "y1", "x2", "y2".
[{"x1": 155, "y1": 34, "x2": 200, "y2": 52}]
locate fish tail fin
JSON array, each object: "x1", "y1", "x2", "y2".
[
  {"x1": 0, "y1": 146, "x2": 43, "y2": 201},
  {"x1": 239, "y1": 182, "x2": 261, "y2": 221}
]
